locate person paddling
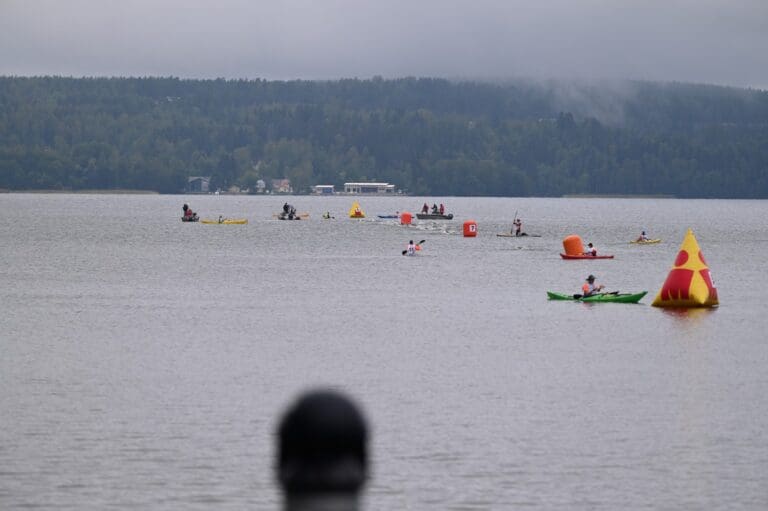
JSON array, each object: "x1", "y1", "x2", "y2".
[
  {"x1": 583, "y1": 242, "x2": 597, "y2": 256},
  {"x1": 582, "y1": 274, "x2": 604, "y2": 297},
  {"x1": 513, "y1": 218, "x2": 523, "y2": 236},
  {"x1": 406, "y1": 240, "x2": 416, "y2": 256},
  {"x1": 636, "y1": 230, "x2": 649, "y2": 242}
]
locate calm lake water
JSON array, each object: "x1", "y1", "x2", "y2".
[{"x1": 1, "y1": 193, "x2": 767, "y2": 510}]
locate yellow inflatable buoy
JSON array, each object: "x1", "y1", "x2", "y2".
[
  {"x1": 652, "y1": 228, "x2": 718, "y2": 308},
  {"x1": 349, "y1": 201, "x2": 365, "y2": 218}
]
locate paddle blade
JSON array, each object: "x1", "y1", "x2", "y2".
[
  {"x1": 418, "y1": 239, "x2": 426, "y2": 245},
  {"x1": 573, "y1": 294, "x2": 583, "y2": 299},
  {"x1": 402, "y1": 250, "x2": 407, "y2": 255}
]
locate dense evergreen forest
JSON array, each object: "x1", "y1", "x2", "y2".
[{"x1": 1, "y1": 76, "x2": 767, "y2": 197}]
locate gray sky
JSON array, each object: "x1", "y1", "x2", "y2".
[{"x1": 1, "y1": 0, "x2": 767, "y2": 88}]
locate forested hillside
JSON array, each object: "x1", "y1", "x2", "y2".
[{"x1": 1, "y1": 76, "x2": 767, "y2": 197}]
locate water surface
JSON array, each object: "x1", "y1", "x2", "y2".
[{"x1": 1, "y1": 194, "x2": 766, "y2": 510}]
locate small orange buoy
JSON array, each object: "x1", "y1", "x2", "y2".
[
  {"x1": 400, "y1": 212, "x2": 412, "y2": 225},
  {"x1": 562, "y1": 234, "x2": 584, "y2": 256},
  {"x1": 463, "y1": 220, "x2": 477, "y2": 237}
]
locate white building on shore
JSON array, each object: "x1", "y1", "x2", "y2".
[{"x1": 343, "y1": 182, "x2": 396, "y2": 194}]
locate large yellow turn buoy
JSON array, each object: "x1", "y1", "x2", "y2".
[
  {"x1": 652, "y1": 228, "x2": 718, "y2": 308},
  {"x1": 349, "y1": 201, "x2": 365, "y2": 218}
]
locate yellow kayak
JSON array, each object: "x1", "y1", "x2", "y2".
[
  {"x1": 201, "y1": 218, "x2": 248, "y2": 224},
  {"x1": 629, "y1": 239, "x2": 661, "y2": 244}
]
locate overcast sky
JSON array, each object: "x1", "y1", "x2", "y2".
[{"x1": 1, "y1": 0, "x2": 767, "y2": 88}]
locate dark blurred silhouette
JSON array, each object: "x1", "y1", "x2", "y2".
[{"x1": 277, "y1": 389, "x2": 368, "y2": 511}]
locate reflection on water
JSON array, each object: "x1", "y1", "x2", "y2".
[{"x1": 658, "y1": 307, "x2": 718, "y2": 321}]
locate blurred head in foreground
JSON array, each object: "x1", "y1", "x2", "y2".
[{"x1": 277, "y1": 389, "x2": 368, "y2": 509}]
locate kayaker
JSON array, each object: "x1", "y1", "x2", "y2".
[
  {"x1": 182, "y1": 204, "x2": 197, "y2": 220},
  {"x1": 283, "y1": 202, "x2": 290, "y2": 214},
  {"x1": 636, "y1": 230, "x2": 649, "y2": 242},
  {"x1": 322, "y1": 211, "x2": 331, "y2": 219},
  {"x1": 584, "y1": 243, "x2": 597, "y2": 256},
  {"x1": 406, "y1": 240, "x2": 416, "y2": 256},
  {"x1": 582, "y1": 274, "x2": 604, "y2": 296},
  {"x1": 218, "y1": 215, "x2": 224, "y2": 224}
]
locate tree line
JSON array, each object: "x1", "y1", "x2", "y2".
[{"x1": 0, "y1": 76, "x2": 766, "y2": 197}]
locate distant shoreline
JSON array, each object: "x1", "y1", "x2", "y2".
[
  {"x1": 0, "y1": 189, "x2": 159, "y2": 195},
  {"x1": 562, "y1": 194, "x2": 676, "y2": 199}
]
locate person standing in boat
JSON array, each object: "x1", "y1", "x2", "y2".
[
  {"x1": 421, "y1": 203, "x2": 429, "y2": 214},
  {"x1": 583, "y1": 243, "x2": 597, "y2": 256},
  {"x1": 513, "y1": 218, "x2": 523, "y2": 236},
  {"x1": 582, "y1": 274, "x2": 604, "y2": 297},
  {"x1": 438, "y1": 203, "x2": 445, "y2": 215},
  {"x1": 431, "y1": 203, "x2": 438, "y2": 214}
]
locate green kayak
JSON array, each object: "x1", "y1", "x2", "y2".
[{"x1": 547, "y1": 291, "x2": 648, "y2": 303}]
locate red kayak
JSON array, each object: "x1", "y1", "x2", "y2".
[{"x1": 560, "y1": 253, "x2": 614, "y2": 260}]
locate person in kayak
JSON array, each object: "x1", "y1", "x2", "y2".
[
  {"x1": 182, "y1": 204, "x2": 197, "y2": 220},
  {"x1": 636, "y1": 230, "x2": 649, "y2": 242},
  {"x1": 406, "y1": 240, "x2": 416, "y2": 256},
  {"x1": 582, "y1": 275, "x2": 605, "y2": 296},
  {"x1": 283, "y1": 202, "x2": 290, "y2": 215},
  {"x1": 583, "y1": 242, "x2": 597, "y2": 256},
  {"x1": 322, "y1": 211, "x2": 332, "y2": 219}
]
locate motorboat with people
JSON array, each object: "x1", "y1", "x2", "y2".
[
  {"x1": 417, "y1": 202, "x2": 451, "y2": 219},
  {"x1": 181, "y1": 204, "x2": 199, "y2": 222},
  {"x1": 276, "y1": 203, "x2": 307, "y2": 220}
]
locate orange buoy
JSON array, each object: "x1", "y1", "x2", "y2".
[
  {"x1": 400, "y1": 212, "x2": 412, "y2": 225},
  {"x1": 562, "y1": 235, "x2": 584, "y2": 256},
  {"x1": 463, "y1": 220, "x2": 477, "y2": 237}
]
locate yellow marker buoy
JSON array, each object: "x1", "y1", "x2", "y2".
[
  {"x1": 652, "y1": 228, "x2": 718, "y2": 308},
  {"x1": 349, "y1": 201, "x2": 365, "y2": 218}
]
